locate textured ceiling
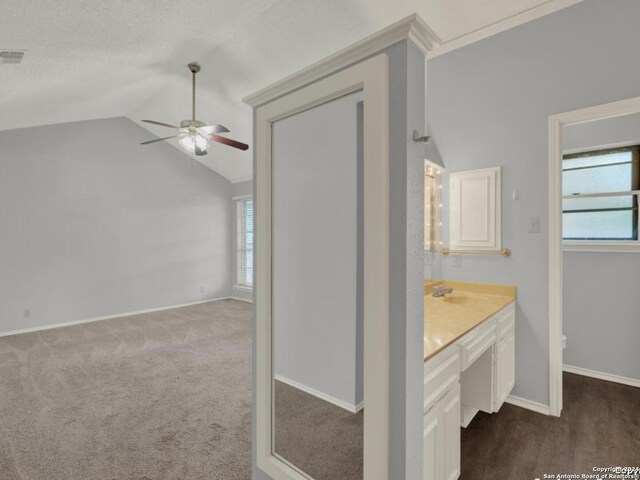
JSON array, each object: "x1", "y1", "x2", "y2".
[{"x1": 1, "y1": 0, "x2": 571, "y2": 182}]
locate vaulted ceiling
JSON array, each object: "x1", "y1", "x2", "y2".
[{"x1": 0, "y1": 0, "x2": 583, "y2": 182}]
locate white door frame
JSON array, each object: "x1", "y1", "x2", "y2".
[
  {"x1": 548, "y1": 94, "x2": 640, "y2": 417},
  {"x1": 255, "y1": 54, "x2": 390, "y2": 480}
]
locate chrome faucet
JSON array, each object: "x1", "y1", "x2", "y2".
[{"x1": 432, "y1": 285, "x2": 453, "y2": 298}]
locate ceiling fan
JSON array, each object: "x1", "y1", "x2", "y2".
[{"x1": 140, "y1": 63, "x2": 249, "y2": 156}]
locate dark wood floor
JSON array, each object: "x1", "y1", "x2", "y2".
[{"x1": 461, "y1": 372, "x2": 640, "y2": 479}]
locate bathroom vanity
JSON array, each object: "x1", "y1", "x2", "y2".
[{"x1": 423, "y1": 281, "x2": 516, "y2": 480}]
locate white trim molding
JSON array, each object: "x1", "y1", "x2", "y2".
[
  {"x1": 505, "y1": 395, "x2": 551, "y2": 416},
  {"x1": 232, "y1": 194, "x2": 252, "y2": 201},
  {"x1": 563, "y1": 365, "x2": 640, "y2": 389},
  {"x1": 243, "y1": 4, "x2": 589, "y2": 107},
  {"x1": 563, "y1": 241, "x2": 640, "y2": 253},
  {"x1": 548, "y1": 94, "x2": 640, "y2": 418},
  {"x1": 233, "y1": 284, "x2": 253, "y2": 293},
  {"x1": 229, "y1": 296, "x2": 253, "y2": 303},
  {"x1": 242, "y1": 13, "x2": 437, "y2": 108},
  {"x1": 428, "y1": 0, "x2": 586, "y2": 59},
  {"x1": 0, "y1": 297, "x2": 237, "y2": 338},
  {"x1": 275, "y1": 375, "x2": 364, "y2": 414}
]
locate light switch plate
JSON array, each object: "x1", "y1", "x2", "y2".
[{"x1": 529, "y1": 216, "x2": 540, "y2": 233}]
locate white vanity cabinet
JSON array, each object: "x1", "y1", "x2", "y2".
[
  {"x1": 493, "y1": 303, "x2": 516, "y2": 412},
  {"x1": 424, "y1": 301, "x2": 515, "y2": 480},
  {"x1": 423, "y1": 345, "x2": 461, "y2": 480}
]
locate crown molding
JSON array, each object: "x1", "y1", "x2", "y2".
[
  {"x1": 428, "y1": 0, "x2": 586, "y2": 59},
  {"x1": 243, "y1": 0, "x2": 586, "y2": 106},
  {"x1": 242, "y1": 13, "x2": 438, "y2": 108}
]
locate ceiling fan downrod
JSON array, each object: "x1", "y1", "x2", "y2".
[{"x1": 188, "y1": 62, "x2": 200, "y2": 122}]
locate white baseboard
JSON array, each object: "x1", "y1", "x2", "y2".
[
  {"x1": 274, "y1": 374, "x2": 362, "y2": 413},
  {"x1": 0, "y1": 296, "x2": 237, "y2": 338},
  {"x1": 505, "y1": 395, "x2": 551, "y2": 416},
  {"x1": 563, "y1": 364, "x2": 640, "y2": 389},
  {"x1": 229, "y1": 296, "x2": 253, "y2": 303}
]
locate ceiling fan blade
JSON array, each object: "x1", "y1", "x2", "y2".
[
  {"x1": 141, "y1": 119, "x2": 179, "y2": 129},
  {"x1": 140, "y1": 135, "x2": 178, "y2": 145},
  {"x1": 198, "y1": 124, "x2": 230, "y2": 135},
  {"x1": 210, "y1": 134, "x2": 249, "y2": 151}
]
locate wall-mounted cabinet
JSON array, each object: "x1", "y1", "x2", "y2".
[{"x1": 449, "y1": 167, "x2": 502, "y2": 251}]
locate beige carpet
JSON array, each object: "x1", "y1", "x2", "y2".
[
  {"x1": 0, "y1": 299, "x2": 252, "y2": 480},
  {"x1": 274, "y1": 381, "x2": 363, "y2": 480}
]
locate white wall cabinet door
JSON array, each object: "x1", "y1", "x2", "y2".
[
  {"x1": 449, "y1": 167, "x2": 501, "y2": 251},
  {"x1": 494, "y1": 331, "x2": 515, "y2": 412}
]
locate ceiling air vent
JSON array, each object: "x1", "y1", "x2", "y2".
[{"x1": 0, "y1": 51, "x2": 25, "y2": 64}]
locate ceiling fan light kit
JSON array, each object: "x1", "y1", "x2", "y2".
[{"x1": 140, "y1": 63, "x2": 249, "y2": 156}]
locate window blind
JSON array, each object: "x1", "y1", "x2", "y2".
[
  {"x1": 237, "y1": 198, "x2": 254, "y2": 287},
  {"x1": 562, "y1": 146, "x2": 640, "y2": 240}
]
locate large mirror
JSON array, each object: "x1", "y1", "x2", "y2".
[
  {"x1": 255, "y1": 54, "x2": 389, "y2": 480},
  {"x1": 270, "y1": 91, "x2": 364, "y2": 479}
]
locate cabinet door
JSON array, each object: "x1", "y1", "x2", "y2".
[
  {"x1": 494, "y1": 331, "x2": 515, "y2": 411},
  {"x1": 423, "y1": 405, "x2": 441, "y2": 480},
  {"x1": 441, "y1": 384, "x2": 461, "y2": 480},
  {"x1": 449, "y1": 167, "x2": 501, "y2": 251}
]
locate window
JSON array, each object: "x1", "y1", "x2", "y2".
[
  {"x1": 237, "y1": 198, "x2": 254, "y2": 288},
  {"x1": 563, "y1": 146, "x2": 640, "y2": 242}
]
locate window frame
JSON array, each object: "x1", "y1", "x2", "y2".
[
  {"x1": 562, "y1": 144, "x2": 640, "y2": 252},
  {"x1": 235, "y1": 195, "x2": 254, "y2": 290}
]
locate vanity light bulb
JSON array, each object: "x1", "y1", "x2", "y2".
[
  {"x1": 438, "y1": 185, "x2": 443, "y2": 189},
  {"x1": 438, "y1": 203, "x2": 443, "y2": 208}
]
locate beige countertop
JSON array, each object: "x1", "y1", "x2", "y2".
[{"x1": 424, "y1": 280, "x2": 516, "y2": 361}]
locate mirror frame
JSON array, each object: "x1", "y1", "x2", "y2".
[{"x1": 254, "y1": 54, "x2": 390, "y2": 480}]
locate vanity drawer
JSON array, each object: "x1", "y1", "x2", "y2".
[
  {"x1": 458, "y1": 319, "x2": 497, "y2": 371},
  {"x1": 496, "y1": 303, "x2": 515, "y2": 339},
  {"x1": 424, "y1": 345, "x2": 460, "y2": 412}
]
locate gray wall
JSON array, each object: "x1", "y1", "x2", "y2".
[
  {"x1": 562, "y1": 114, "x2": 640, "y2": 380},
  {"x1": 563, "y1": 253, "x2": 640, "y2": 380},
  {"x1": 271, "y1": 91, "x2": 360, "y2": 408},
  {"x1": 427, "y1": 0, "x2": 640, "y2": 405},
  {"x1": 564, "y1": 113, "x2": 640, "y2": 152},
  {"x1": 0, "y1": 117, "x2": 232, "y2": 334},
  {"x1": 231, "y1": 180, "x2": 253, "y2": 301},
  {"x1": 252, "y1": 39, "x2": 425, "y2": 480}
]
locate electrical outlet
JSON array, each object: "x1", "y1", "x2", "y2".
[
  {"x1": 452, "y1": 255, "x2": 462, "y2": 268},
  {"x1": 200, "y1": 286, "x2": 205, "y2": 294},
  {"x1": 529, "y1": 216, "x2": 540, "y2": 233},
  {"x1": 23, "y1": 308, "x2": 30, "y2": 318}
]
